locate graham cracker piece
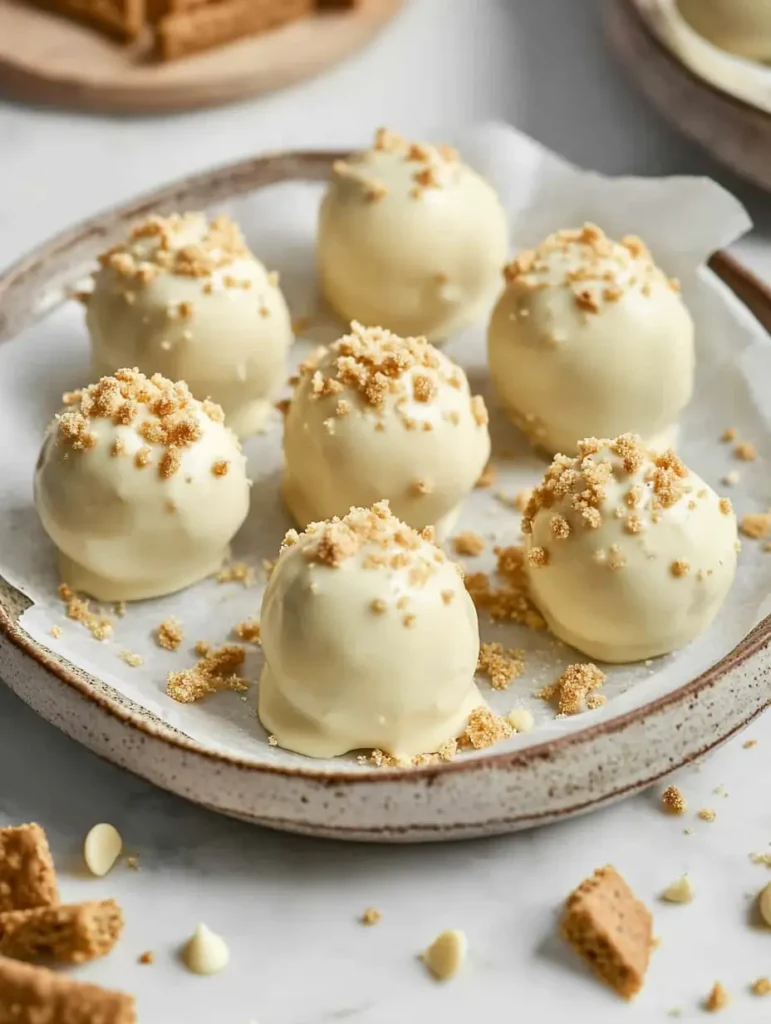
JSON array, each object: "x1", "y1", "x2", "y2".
[
  {"x1": 0, "y1": 899, "x2": 124, "y2": 964},
  {"x1": 27, "y1": 0, "x2": 145, "y2": 39},
  {"x1": 0, "y1": 825, "x2": 58, "y2": 913},
  {"x1": 561, "y1": 865, "x2": 653, "y2": 1000},
  {"x1": 157, "y1": 0, "x2": 314, "y2": 60},
  {"x1": 0, "y1": 956, "x2": 135, "y2": 1023}
]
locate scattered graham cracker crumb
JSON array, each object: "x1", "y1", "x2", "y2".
[
  {"x1": 671, "y1": 560, "x2": 690, "y2": 578},
  {"x1": 233, "y1": 619, "x2": 261, "y2": 643},
  {"x1": 139, "y1": 952, "x2": 154, "y2": 965},
  {"x1": 58, "y1": 584, "x2": 113, "y2": 641},
  {"x1": 661, "y1": 875, "x2": 693, "y2": 904},
  {"x1": 721, "y1": 427, "x2": 738, "y2": 443},
  {"x1": 698, "y1": 808, "x2": 716, "y2": 822},
  {"x1": 49, "y1": 626, "x2": 62, "y2": 639},
  {"x1": 126, "y1": 855, "x2": 139, "y2": 870},
  {"x1": 735, "y1": 441, "x2": 756, "y2": 461},
  {"x1": 477, "y1": 642, "x2": 525, "y2": 690},
  {"x1": 752, "y1": 978, "x2": 771, "y2": 996},
  {"x1": 194, "y1": 640, "x2": 211, "y2": 657},
  {"x1": 740, "y1": 513, "x2": 771, "y2": 540},
  {"x1": 705, "y1": 982, "x2": 729, "y2": 1012},
  {"x1": 453, "y1": 531, "x2": 485, "y2": 557},
  {"x1": 460, "y1": 707, "x2": 513, "y2": 749},
  {"x1": 120, "y1": 651, "x2": 143, "y2": 668},
  {"x1": 166, "y1": 645, "x2": 248, "y2": 703},
  {"x1": 211, "y1": 460, "x2": 229, "y2": 477},
  {"x1": 537, "y1": 664, "x2": 606, "y2": 716},
  {"x1": 361, "y1": 908, "x2": 381, "y2": 926},
  {"x1": 475, "y1": 461, "x2": 496, "y2": 489},
  {"x1": 156, "y1": 617, "x2": 184, "y2": 651},
  {"x1": 465, "y1": 546, "x2": 545, "y2": 629},
  {"x1": 267, "y1": 735, "x2": 278, "y2": 747},
  {"x1": 217, "y1": 562, "x2": 255, "y2": 586},
  {"x1": 661, "y1": 786, "x2": 687, "y2": 815},
  {"x1": 744, "y1": 739, "x2": 758, "y2": 749}
]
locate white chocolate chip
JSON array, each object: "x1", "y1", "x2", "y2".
[
  {"x1": 758, "y1": 883, "x2": 771, "y2": 927},
  {"x1": 661, "y1": 874, "x2": 694, "y2": 904},
  {"x1": 83, "y1": 823, "x2": 123, "y2": 877},
  {"x1": 507, "y1": 708, "x2": 535, "y2": 733},
  {"x1": 422, "y1": 929, "x2": 467, "y2": 981},
  {"x1": 184, "y1": 923, "x2": 230, "y2": 975}
]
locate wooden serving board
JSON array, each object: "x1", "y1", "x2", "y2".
[
  {"x1": 605, "y1": 0, "x2": 771, "y2": 193},
  {"x1": 0, "y1": 0, "x2": 403, "y2": 114}
]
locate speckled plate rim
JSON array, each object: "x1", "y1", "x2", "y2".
[{"x1": 0, "y1": 149, "x2": 770, "y2": 841}]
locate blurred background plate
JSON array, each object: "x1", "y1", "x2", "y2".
[
  {"x1": 605, "y1": 0, "x2": 771, "y2": 192},
  {"x1": 0, "y1": 0, "x2": 404, "y2": 114}
]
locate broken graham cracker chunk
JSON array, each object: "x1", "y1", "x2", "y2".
[
  {"x1": 157, "y1": 0, "x2": 314, "y2": 60},
  {"x1": 0, "y1": 825, "x2": 58, "y2": 913},
  {"x1": 0, "y1": 899, "x2": 123, "y2": 964},
  {"x1": 561, "y1": 865, "x2": 653, "y2": 1000},
  {"x1": 0, "y1": 956, "x2": 135, "y2": 1024}
]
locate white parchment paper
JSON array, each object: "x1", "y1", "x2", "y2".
[{"x1": 0, "y1": 123, "x2": 768, "y2": 771}]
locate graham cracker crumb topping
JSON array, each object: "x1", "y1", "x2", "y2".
[
  {"x1": 55, "y1": 370, "x2": 227, "y2": 479},
  {"x1": 361, "y1": 907, "x2": 382, "y2": 926},
  {"x1": 503, "y1": 224, "x2": 677, "y2": 315},
  {"x1": 156, "y1": 617, "x2": 184, "y2": 651},
  {"x1": 661, "y1": 786, "x2": 687, "y2": 815},
  {"x1": 465, "y1": 546, "x2": 545, "y2": 629},
  {"x1": 283, "y1": 502, "x2": 446, "y2": 587},
  {"x1": 58, "y1": 584, "x2": 113, "y2": 641},
  {"x1": 166, "y1": 644, "x2": 248, "y2": 703},
  {"x1": 740, "y1": 512, "x2": 771, "y2": 540},
  {"x1": 705, "y1": 982, "x2": 729, "y2": 1012},
  {"x1": 537, "y1": 663, "x2": 606, "y2": 716},
  {"x1": 99, "y1": 213, "x2": 251, "y2": 283},
  {"x1": 477, "y1": 642, "x2": 525, "y2": 690},
  {"x1": 335, "y1": 129, "x2": 461, "y2": 202},
  {"x1": 297, "y1": 322, "x2": 484, "y2": 431},
  {"x1": 453, "y1": 531, "x2": 485, "y2": 557},
  {"x1": 460, "y1": 707, "x2": 513, "y2": 749}
]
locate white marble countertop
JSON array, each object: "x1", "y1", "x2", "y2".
[{"x1": 1, "y1": 1, "x2": 771, "y2": 1020}]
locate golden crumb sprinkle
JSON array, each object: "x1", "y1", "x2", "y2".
[
  {"x1": 705, "y1": 982, "x2": 729, "y2": 1012},
  {"x1": 752, "y1": 978, "x2": 771, "y2": 996},
  {"x1": 453, "y1": 531, "x2": 485, "y2": 557},
  {"x1": 536, "y1": 663, "x2": 606, "y2": 716},
  {"x1": 49, "y1": 625, "x2": 62, "y2": 639},
  {"x1": 719, "y1": 497, "x2": 733, "y2": 517},
  {"x1": 461, "y1": 707, "x2": 513, "y2": 750},
  {"x1": 156, "y1": 617, "x2": 184, "y2": 651},
  {"x1": 58, "y1": 583, "x2": 113, "y2": 641},
  {"x1": 121, "y1": 650, "x2": 143, "y2": 668},
  {"x1": 465, "y1": 545, "x2": 545, "y2": 630},
  {"x1": 477, "y1": 642, "x2": 525, "y2": 690},
  {"x1": 211, "y1": 460, "x2": 229, "y2": 477},
  {"x1": 698, "y1": 808, "x2": 716, "y2": 822},
  {"x1": 721, "y1": 427, "x2": 738, "y2": 442},
  {"x1": 740, "y1": 512, "x2": 771, "y2": 540},
  {"x1": 475, "y1": 461, "x2": 496, "y2": 489},
  {"x1": 361, "y1": 907, "x2": 382, "y2": 926},
  {"x1": 661, "y1": 786, "x2": 687, "y2": 815},
  {"x1": 670, "y1": 560, "x2": 690, "y2": 578},
  {"x1": 166, "y1": 644, "x2": 248, "y2": 703},
  {"x1": 744, "y1": 739, "x2": 758, "y2": 749},
  {"x1": 217, "y1": 562, "x2": 255, "y2": 586},
  {"x1": 103, "y1": 213, "x2": 250, "y2": 283},
  {"x1": 527, "y1": 546, "x2": 549, "y2": 568},
  {"x1": 233, "y1": 619, "x2": 261, "y2": 643},
  {"x1": 734, "y1": 441, "x2": 756, "y2": 461},
  {"x1": 139, "y1": 951, "x2": 154, "y2": 965}
]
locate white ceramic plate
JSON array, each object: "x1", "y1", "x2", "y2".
[{"x1": 0, "y1": 150, "x2": 770, "y2": 843}]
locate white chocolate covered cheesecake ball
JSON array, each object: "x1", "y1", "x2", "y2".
[
  {"x1": 34, "y1": 369, "x2": 250, "y2": 602},
  {"x1": 282, "y1": 322, "x2": 491, "y2": 539},
  {"x1": 318, "y1": 128, "x2": 509, "y2": 341},
  {"x1": 488, "y1": 224, "x2": 694, "y2": 456},
  {"x1": 522, "y1": 435, "x2": 738, "y2": 663},
  {"x1": 86, "y1": 213, "x2": 292, "y2": 438},
  {"x1": 677, "y1": 0, "x2": 771, "y2": 61},
  {"x1": 258, "y1": 502, "x2": 484, "y2": 759}
]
